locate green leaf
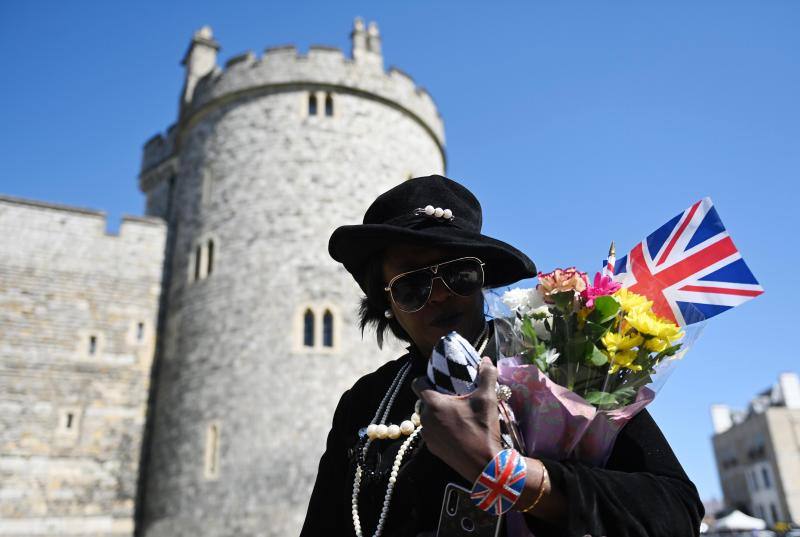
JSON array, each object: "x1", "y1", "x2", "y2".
[
  {"x1": 584, "y1": 391, "x2": 618, "y2": 406},
  {"x1": 587, "y1": 295, "x2": 620, "y2": 324},
  {"x1": 611, "y1": 387, "x2": 637, "y2": 406},
  {"x1": 520, "y1": 317, "x2": 538, "y2": 344},
  {"x1": 653, "y1": 343, "x2": 683, "y2": 362},
  {"x1": 565, "y1": 336, "x2": 589, "y2": 362},
  {"x1": 551, "y1": 291, "x2": 575, "y2": 312},
  {"x1": 583, "y1": 320, "x2": 610, "y2": 341},
  {"x1": 587, "y1": 345, "x2": 608, "y2": 366}
]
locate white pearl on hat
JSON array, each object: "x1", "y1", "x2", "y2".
[
  {"x1": 442, "y1": 208, "x2": 453, "y2": 220},
  {"x1": 434, "y1": 207, "x2": 444, "y2": 218},
  {"x1": 424, "y1": 205, "x2": 435, "y2": 215}
]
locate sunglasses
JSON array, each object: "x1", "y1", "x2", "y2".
[{"x1": 384, "y1": 257, "x2": 486, "y2": 313}]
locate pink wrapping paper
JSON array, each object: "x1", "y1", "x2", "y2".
[{"x1": 498, "y1": 356, "x2": 655, "y2": 467}]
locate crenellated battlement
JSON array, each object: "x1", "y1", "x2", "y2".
[
  {"x1": 0, "y1": 195, "x2": 166, "y2": 245},
  {"x1": 140, "y1": 20, "x2": 444, "y2": 179},
  {"x1": 185, "y1": 42, "x2": 443, "y2": 142},
  {"x1": 141, "y1": 124, "x2": 178, "y2": 173}
]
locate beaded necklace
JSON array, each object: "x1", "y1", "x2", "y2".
[{"x1": 352, "y1": 323, "x2": 490, "y2": 537}]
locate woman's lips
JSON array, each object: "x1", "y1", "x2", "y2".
[{"x1": 430, "y1": 311, "x2": 464, "y2": 329}]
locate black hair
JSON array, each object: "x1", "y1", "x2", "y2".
[{"x1": 358, "y1": 253, "x2": 412, "y2": 348}]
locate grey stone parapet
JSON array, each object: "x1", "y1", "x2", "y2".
[
  {"x1": 140, "y1": 22, "x2": 445, "y2": 181},
  {"x1": 0, "y1": 194, "x2": 166, "y2": 239},
  {"x1": 141, "y1": 125, "x2": 178, "y2": 174},
  {"x1": 185, "y1": 45, "x2": 443, "y2": 143}
]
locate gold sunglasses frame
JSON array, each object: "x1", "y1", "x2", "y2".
[{"x1": 384, "y1": 256, "x2": 486, "y2": 313}]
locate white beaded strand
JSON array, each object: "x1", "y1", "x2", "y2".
[
  {"x1": 352, "y1": 321, "x2": 490, "y2": 537},
  {"x1": 352, "y1": 426, "x2": 422, "y2": 537}
]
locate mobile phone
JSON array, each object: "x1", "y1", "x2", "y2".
[{"x1": 436, "y1": 482, "x2": 502, "y2": 537}]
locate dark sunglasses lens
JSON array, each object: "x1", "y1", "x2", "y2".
[
  {"x1": 442, "y1": 259, "x2": 483, "y2": 296},
  {"x1": 391, "y1": 271, "x2": 432, "y2": 311}
]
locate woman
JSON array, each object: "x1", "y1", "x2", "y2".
[{"x1": 301, "y1": 175, "x2": 703, "y2": 537}]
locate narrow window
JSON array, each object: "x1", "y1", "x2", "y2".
[
  {"x1": 323, "y1": 310, "x2": 334, "y2": 347},
  {"x1": 762, "y1": 467, "x2": 771, "y2": 488},
  {"x1": 201, "y1": 171, "x2": 213, "y2": 207},
  {"x1": 207, "y1": 239, "x2": 214, "y2": 275},
  {"x1": 88, "y1": 335, "x2": 97, "y2": 355},
  {"x1": 136, "y1": 322, "x2": 145, "y2": 341},
  {"x1": 324, "y1": 93, "x2": 334, "y2": 116},
  {"x1": 308, "y1": 93, "x2": 318, "y2": 116},
  {"x1": 303, "y1": 309, "x2": 315, "y2": 347},
  {"x1": 770, "y1": 503, "x2": 779, "y2": 523},
  {"x1": 194, "y1": 245, "x2": 202, "y2": 281},
  {"x1": 57, "y1": 408, "x2": 80, "y2": 436},
  {"x1": 204, "y1": 422, "x2": 221, "y2": 479}
]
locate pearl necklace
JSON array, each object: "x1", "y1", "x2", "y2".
[
  {"x1": 364, "y1": 322, "x2": 490, "y2": 441},
  {"x1": 352, "y1": 322, "x2": 490, "y2": 537}
]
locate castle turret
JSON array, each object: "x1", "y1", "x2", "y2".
[
  {"x1": 180, "y1": 26, "x2": 220, "y2": 110},
  {"x1": 351, "y1": 18, "x2": 383, "y2": 69},
  {"x1": 137, "y1": 21, "x2": 445, "y2": 537}
]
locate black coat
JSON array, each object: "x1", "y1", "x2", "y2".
[{"x1": 300, "y1": 350, "x2": 704, "y2": 537}]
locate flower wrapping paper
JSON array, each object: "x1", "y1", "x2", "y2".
[{"x1": 498, "y1": 355, "x2": 655, "y2": 467}]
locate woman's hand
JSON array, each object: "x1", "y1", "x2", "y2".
[{"x1": 411, "y1": 357, "x2": 505, "y2": 482}]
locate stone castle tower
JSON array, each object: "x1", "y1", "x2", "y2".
[{"x1": 137, "y1": 20, "x2": 445, "y2": 536}]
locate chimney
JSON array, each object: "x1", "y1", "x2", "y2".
[
  {"x1": 779, "y1": 372, "x2": 800, "y2": 409},
  {"x1": 711, "y1": 404, "x2": 733, "y2": 434},
  {"x1": 351, "y1": 18, "x2": 367, "y2": 62},
  {"x1": 367, "y1": 21, "x2": 382, "y2": 57},
  {"x1": 351, "y1": 18, "x2": 383, "y2": 69}
]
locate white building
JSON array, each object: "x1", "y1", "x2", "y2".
[{"x1": 711, "y1": 372, "x2": 800, "y2": 527}]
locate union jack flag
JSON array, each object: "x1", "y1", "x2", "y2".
[
  {"x1": 609, "y1": 198, "x2": 763, "y2": 326},
  {"x1": 470, "y1": 449, "x2": 527, "y2": 515}
]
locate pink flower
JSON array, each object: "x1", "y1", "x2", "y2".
[
  {"x1": 581, "y1": 272, "x2": 622, "y2": 308},
  {"x1": 537, "y1": 267, "x2": 589, "y2": 302}
]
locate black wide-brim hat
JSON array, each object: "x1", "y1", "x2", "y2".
[{"x1": 329, "y1": 175, "x2": 536, "y2": 292}]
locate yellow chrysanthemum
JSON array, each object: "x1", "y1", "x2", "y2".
[
  {"x1": 625, "y1": 309, "x2": 683, "y2": 340},
  {"x1": 601, "y1": 332, "x2": 643, "y2": 354},
  {"x1": 644, "y1": 337, "x2": 670, "y2": 353},
  {"x1": 613, "y1": 288, "x2": 653, "y2": 313},
  {"x1": 608, "y1": 349, "x2": 642, "y2": 374}
]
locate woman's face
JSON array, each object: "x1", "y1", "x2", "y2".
[{"x1": 382, "y1": 244, "x2": 486, "y2": 358}]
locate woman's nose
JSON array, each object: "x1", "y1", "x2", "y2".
[{"x1": 428, "y1": 276, "x2": 453, "y2": 304}]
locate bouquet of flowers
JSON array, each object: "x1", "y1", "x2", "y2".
[
  {"x1": 490, "y1": 268, "x2": 699, "y2": 466},
  {"x1": 490, "y1": 197, "x2": 764, "y2": 467}
]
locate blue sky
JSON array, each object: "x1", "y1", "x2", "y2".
[{"x1": 2, "y1": 1, "x2": 798, "y2": 502}]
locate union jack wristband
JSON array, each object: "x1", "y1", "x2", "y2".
[{"x1": 469, "y1": 448, "x2": 527, "y2": 515}]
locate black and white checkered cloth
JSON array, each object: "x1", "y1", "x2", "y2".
[{"x1": 427, "y1": 331, "x2": 481, "y2": 395}]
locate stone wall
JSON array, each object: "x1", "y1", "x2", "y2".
[{"x1": 0, "y1": 197, "x2": 166, "y2": 537}]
